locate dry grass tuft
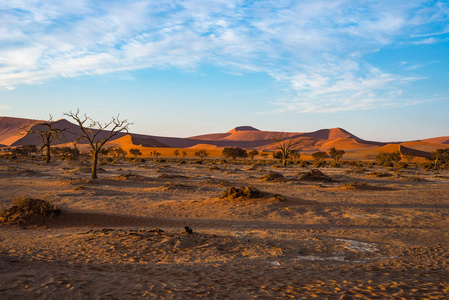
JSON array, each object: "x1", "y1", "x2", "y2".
[
  {"x1": 220, "y1": 186, "x2": 264, "y2": 200},
  {"x1": 260, "y1": 171, "x2": 285, "y2": 182},
  {"x1": 0, "y1": 197, "x2": 60, "y2": 225},
  {"x1": 298, "y1": 169, "x2": 332, "y2": 182}
]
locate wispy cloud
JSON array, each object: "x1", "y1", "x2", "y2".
[{"x1": 0, "y1": 0, "x2": 447, "y2": 112}]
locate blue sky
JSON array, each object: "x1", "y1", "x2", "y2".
[{"x1": 0, "y1": 0, "x2": 448, "y2": 142}]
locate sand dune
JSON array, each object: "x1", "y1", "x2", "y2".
[
  {"x1": 422, "y1": 136, "x2": 449, "y2": 144},
  {"x1": 321, "y1": 138, "x2": 379, "y2": 151},
  {"x1": 188, "y1": 143, "x2": 221, "y2": 150},
  {"x1": 2, "y1": 117, "x2": 447, "y2": 159},
  {"x1": 0, "y1": 116, "x2": 37, "y2": 146}
]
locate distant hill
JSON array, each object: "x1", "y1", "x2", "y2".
[{"x1": 1, "y1": 116, "x2": 448, "y2": 159}]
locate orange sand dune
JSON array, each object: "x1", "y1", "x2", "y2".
[
  {"x1": 320, "y1": 138, "x2": 379, "y2": 151},
  {"x1": 1, "y1": 116, "x2": 447, "y2": 157},
  {"x1": 107, "y1": 135, "x2": 223, "y2": 158},
  {"x1": 0, "y1": 116, "x2": 36, "y2": 146}
]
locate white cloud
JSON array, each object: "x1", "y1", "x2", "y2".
[{"x1": 0, "y1": 0, "x2": 447, "y2": 111}]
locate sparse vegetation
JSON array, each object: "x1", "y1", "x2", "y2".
[
  {"x1": 260, "y1": 171, "x2": 285, "y2": 182},
  {"x1": 220, "y1": 186, "x2": 263, "y2": 199},
  {"x1": 194, "y1": 149, "x2": 209, "y2": 163},
  {"x1": 222, "y1": 147, "x2": 248, "y2": 161},
  {"x1": 0, "y1": 197, "x2": 60, "y2": 225},
  {"x1": 312, "y1": 151, "x2": 328, "y2": 167},
  {"x1": 342, "y1": 181, "x2": 367, "y2": 190},
  {"x1": 273, "y1": 137, "x2": 301, "y2": 167},
  {"x1": 376, "y1": 151, "x2": 401, "y2": 168},
  {"x1": 298, "y1": 169, "x2": 332, "y2": 182},
  {"x1": 329, "y1": 147, "x2": 345, "y2": 163},
  {"x1": 129, "y1": 148, "x2": 142, "y2": 159},
  {"x1": 21, "y1": 115, "x2": 66, "y2": 163},
  {"x1": 247, "y1": 149, "x2": 259, "y2": 162},
  {"x1": 65, "y1": 109, "x2": 132, "y2": 179}
]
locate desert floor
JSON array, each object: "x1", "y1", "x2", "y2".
[{"x1": 0, "y1": 158, "x2": 448, "y2": 299}]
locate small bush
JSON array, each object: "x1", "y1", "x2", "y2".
[
  {"x1": 342, "y1": 181, "x2": 367, "y2": 190},
  {"x1": 343, "y1": 161, "x2": 359, "y2": 167},
  {"x1": 298, "y1": 169, "x2": 332, "y2": 182},
  {"x1": 0, "y1": 197, "x2": 60, "y2": 225},
  {"x1": 260, "y1": 171, "x2": 285, "y2": 182},
  {"x1": 220, "y1": 186, "x2": 263, "y2": 200},
  {"x1": 178, "y1": 159, "x2": 186, "y2": 165},
  {"x1": 344, "y1": 167, "x2": 366, "y2": 174},
  {"x1": 420, "y1": 162, "x2": 434, "y2": 171},
  {"x1": 329, "y1": 161, "x2": 341, "y2": 168},
  {"x1": 313, "y1": 160, "x2": 326, "y2": 168},
  {"x1": 297, "y1": 160, "x2": 310, "y2": 167},
  {"x1": 394, "y1": 162, "x2": 408, "y2": 169}
]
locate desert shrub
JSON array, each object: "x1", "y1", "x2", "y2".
[
  {"x1": 218, "y1": 159, "x2": 227, "y2": 164},
  {"x1": 329, "y1": 147, "x2": 345, "y2": 162},
  {"x1": 376, "y1": 151, "x2": 401, "y2": 167},
  {"x1": 394, "y1": 162, "x2": 409, "y2": 169},
  {"x1": 222, "y1": 147, "x2": 248, "y2": 160},
  {"x1": 0, "y1": 197, "x2": 60, "y2": 225},
  {"x1": 329, "y1": 161, "x2": 341, "y2": 168},
  {"x1": 312, "y1": 151, "x2": 328, "y2": 162},
  {"x1": 178, "y1": 159, "x2": 186, "y2": 165},
  {"x1": 419, "y1": 162, "x2": 434, "y2": 171},
  {"x1": 344, "y1": 167, "x2": 366, "y2": 174},
  {"x1": 367, "y1": 171, "x2": 392, "y2": 177},
  {"x1": 343, "y1": 160, "x2": 358, "y2": 167},
  {"x1": 246, "y1": 164, "x2": 259, "y2": 171},
  {"x1": 313, "y1": 160, "x2": 326, "y2": 168},
  {"x1": 342, "y1": 181, "x2": 367, "y2": 190},
  {"x1": 192, "y1": 159, "x2": 203, "y2": 164},
  {"x1": 272, "y1": 194, "x2": 287, "y2": 202},
  {"x1": 407, "y1": 176, "x2": 425, "y2": 181},
  {"x1": 260, "y1": 171, "x2": 285, "y2": 181},
  {"x1": 209, "y1": 166, "x2": 221, "y2": 171},
  {"x1": 220, "y1": 186, "x2": 263, "y2": 199},
  {"x1": 298, "y1": 169, "x2": 332, "y2": 182},
  {"x1": 363, "y1": 161, "x2": 375, "y2": 168},
  {"x1": 297, "y1": 160, "x2": 310, "y2": 167}
]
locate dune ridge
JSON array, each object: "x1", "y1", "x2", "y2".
[{"x1": 2, "y1": 117, "x2": 448, "y2": 159}]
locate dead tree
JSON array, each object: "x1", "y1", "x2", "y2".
[
  {"x1": 65, "y1": 109, "x2": 132, "y2": 179},
  {"x1": 22, "y1": 115, "x2": 65, "y2": 163},
  {"x1": 273, "y1": 137, "x2": 301, "y2": 167}
]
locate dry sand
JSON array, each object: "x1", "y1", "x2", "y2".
[{"x1": 1, "y1": 158, "x2": 448, "y2": 299}]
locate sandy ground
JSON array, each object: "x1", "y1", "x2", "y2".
[{"x1": 1, "y1": 157, "x2": 448, "y2": 299}]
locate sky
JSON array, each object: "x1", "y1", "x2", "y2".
[{"x1": 0, "y1": 0, "x2": 448, "y2": 142}]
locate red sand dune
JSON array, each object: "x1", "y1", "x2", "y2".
[{"x1": 2, "y1": 117, "x2": 448, "y2": 158}]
